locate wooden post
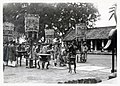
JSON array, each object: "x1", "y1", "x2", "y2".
[
  {"x1": 30, "y1": 38, "x2": 33, "y2": 68},
  {"x1": 90, "y1": 40, "x2": 93, "y2": 52},
  {"x1": 95, "y1": 40, "x2": 97, "y2": 51},
  {"x1": 111, "y1": 48, "x2": 115, "y2": 73},
  {"x1": 75, "y1": 24, "x2": 78, "y2": 42},
  {"x1": 101, "y1": 40, "x2": 104, "y2": 52}
]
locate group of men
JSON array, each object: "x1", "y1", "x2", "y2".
[
  {"x1": 3, "y1": 40, "x2": 88, "y2": 73},
  {"x1": 3, "y1": 41, "x2": 16, "y2": 70}
]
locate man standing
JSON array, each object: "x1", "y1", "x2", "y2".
[
  {"x1": 3, "y1": 43, "x2": 9, "y2": 66},
  {"x1": 3, "y1": 42, "x2": 9, "y2": 71},
  {"x1": 11, "y1": 41, "x2": 16, "y2": 67},
  {"x1": 68, "y1": 41, "x2": 77, "y2": 73},
  {"x1": 81, "y1": 42, "x2": 88, "y2": 62},
  {"x1": 8, "y1": 41, "x2": 16, "y2": 67},
  {"x1": 41, "y1": 44, "x2": 49, "y2": 69},
  {"x1": 54, "y1": 44, "x2": 59, "y2": 66}
]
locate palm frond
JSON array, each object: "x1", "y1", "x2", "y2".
[
  {"x1": 109, "y1": 3, "x2": 117, "y2": 24},
  {"x1": 109, "y1": 7, "x2": 115, "y2": 9},
  {"x1": 109, "y1": 13, "x2": 114, "y2": 20},
  {"x1": 109, "y1": 10, "x2": 115, "y2": 13}
]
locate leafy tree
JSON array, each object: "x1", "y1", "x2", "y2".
[{"x1": 3, "y1": 3, "x2": 100, "y2": 37}]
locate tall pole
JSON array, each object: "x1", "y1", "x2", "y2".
[
  {"x1": 75, "y1": 24, "x2": 78, "y2": 41},
  {"x1": 111, "y1": 48, "x2": 115, "y2": 73}
]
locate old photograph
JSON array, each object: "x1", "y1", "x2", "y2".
[{"x1": 3, "y1": 1, "x2": 117, "y2": 84}]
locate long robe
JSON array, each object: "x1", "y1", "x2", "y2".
[
  {"x1": 3, "y1": 45, "x2": 9, "y2": 61},
  {"x1": 9, "y1": 45, "x2": 16, "y2": 61}
]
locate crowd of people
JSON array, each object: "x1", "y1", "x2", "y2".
[
  {"x1": 3, "y1": 41, "x2": 16, "y2": 68},
  {"x1": 3, "y1": 40, "x2": 88, "y2": 73}
]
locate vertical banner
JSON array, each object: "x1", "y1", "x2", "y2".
[
  {"x1": 25, "y1": 14, "x2": 39, "y2": 32},
  {"x1": 3, "y1": 22, "x2": 14, "y2": 42},
  {"x1": 75, "y1": 23, "x2": 87, "y2": 41},
  {"x1": 45, "y1": 29, "x2": 54, "y2": 44},
  {"x1": 3, "y1": 22, "x2": 14, "y2": 35}
]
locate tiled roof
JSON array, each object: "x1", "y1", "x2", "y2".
[
  {"x1": 63, "y1": 29, "x2": 76, "y2": 41},
  {"x1": 63, "y1": 26, "x2": 116, "y2": 41}
]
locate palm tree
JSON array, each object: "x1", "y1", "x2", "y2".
[
  {"x1": 109, "y1": 4, "x2": 117, "y2": 24},
  {"x1": 108, "y1": 4, "x2": 117, "y2": 73}
]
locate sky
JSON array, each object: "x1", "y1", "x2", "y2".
[{"x1": 94, "y1": 2, "x2": 116, "y2": 27}]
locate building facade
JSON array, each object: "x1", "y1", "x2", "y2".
[{"x1": 63, "y1": 26, "x2": 116, "y2": 52}]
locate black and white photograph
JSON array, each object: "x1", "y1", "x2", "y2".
[{"x1": 2, "y1": 0, "x2": 118, "y2": 84}]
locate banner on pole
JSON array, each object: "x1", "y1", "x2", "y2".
[
  {"x1": 45, "y1": 29, "x2": 54, "y2": 36},
  {"x1": 25, "y1": 14, "x2": 39, "y2": 32},
  {"x1": 3, "y1": 22, "x2": 14, "y2": 36},
  {"x1": 44, "y1": 29, "x2": 54, "y2": 44},
  {"x1": 75, "y1": 23, "x2": 87, "y2": 39}
]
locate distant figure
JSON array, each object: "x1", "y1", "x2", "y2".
[
  {"x1": 25, "y1": 45, "x2": 30, "y2": 67},
  {"x1": 3, "y1": 43, "x2": 9, "y2": 66},
  {"x1": 54, "y1": 44, "x2": 60, "y2": 66},
  {"x1": 8, "y1": 41, "x2": 16, "y2": 67},
  {"x1": 46, "y1": 44, "x2": 53, "y2": 68},
  {"x1": 36, "y1": 45, "x2": 41, "y2": 69},
  {"x1": 3, "y1": 43, "x2": 9, "y2": 71},
  {"x1": 40, "y1": 44, "x2": 51, "y2": 69},
  {"x1": 16, "y1": 44, "x2": 23, "y2": 66},
  {"x1": 32, "y1": 45, "x2": 37, "y2": 67},
  {"x1": 60, "y1": 46, "x2": 67, "y2": 66},
  {"x1": 81, "y1": 42, "x2": 88, "y2": 62},
  {"x1": 17, "y1": 44, "x2": 22, "y2": 58}
]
